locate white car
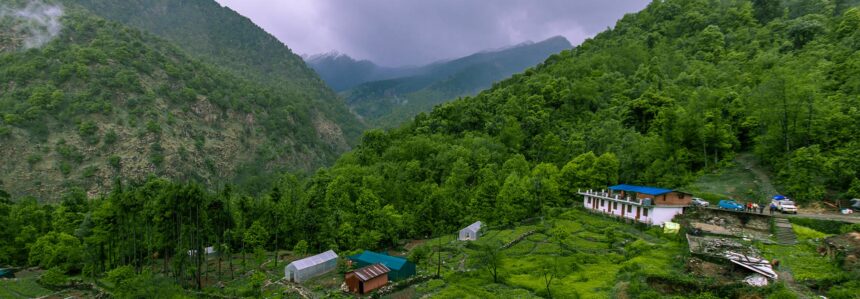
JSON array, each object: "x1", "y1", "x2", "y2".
[
  {"x1": 691, "y1": 198, "x2": 709, "y2": 207},
  {"x1": 773, "y1": 200, "x2": 798, "y2": 214}
]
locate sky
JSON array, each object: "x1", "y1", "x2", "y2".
[{"x1": 214, "y1": 0, "x2": 651, "y2": 67}]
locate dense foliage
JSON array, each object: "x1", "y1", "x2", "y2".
[{"x1": 0, "y1": 2, "x2": 362, "y2": 200}]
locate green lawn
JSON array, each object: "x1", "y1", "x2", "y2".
[
  {"x1": 0, "y1": 276, "x2": 54, "y2": 298},
  {"x1": 412, "y1": 209, "x2": 691, "y2": 298},
  {"x1": 757, "y1": 225, "x2": 846, "y2": 283}
]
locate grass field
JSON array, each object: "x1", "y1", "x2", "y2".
[
  {"x1": 410, "y1": 209, "x2": 691, "y2": 298},
  {"x1": 0, "y1": 276, "x2": 53, "y2": 298}
]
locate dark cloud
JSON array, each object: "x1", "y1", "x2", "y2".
[{"x1": 214, "y1": 0, "x2": 650, "y2": 66}]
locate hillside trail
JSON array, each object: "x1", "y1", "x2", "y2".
[
  {"x1": 776, "y1": 270, "x2": 813, "y2": 299},
  {"x1": 735, "y1": 153, "x2": 778, "y2": 198}
]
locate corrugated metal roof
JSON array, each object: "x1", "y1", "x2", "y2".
[
  {"x1": 288, "y1": 250, "x2": 338, "y2": 270},
  {"x1": 462, "y1": 221, "x2": 482, "y2": 233},
  {"x1": 609, "y1": 184, "x2": 673, "y2": 196},
  {"x1": 349, "y1": 251, "x2": 408, "y2": 271},
  {"x1": 352, "y1": 263, "x2": 390, "y2": 281}
]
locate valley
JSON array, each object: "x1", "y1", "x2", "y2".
[{"x1": 307, "y1": 36, "x2": 572, "y2": 127}]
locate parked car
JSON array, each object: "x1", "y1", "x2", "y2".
[
  {"x1": 691, "y1": 198, "x2": 710, "y2": 207},
  {"x1": 718, "y1": 199, "x2": 744, "y2": 211},
  {"x1": 772, "y1": 199, "x2": 798, "y2": 214}
]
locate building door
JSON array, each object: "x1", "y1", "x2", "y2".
[
  {"x1": 621, "y1": 205, "x2": 625, "y2": 217},
  {"x1": 636, "y1": 207, "x2": 640, "y2": 220}
]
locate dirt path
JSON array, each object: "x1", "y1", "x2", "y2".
[
  {"x1": 777, "y1": 270, "x2": 813, "y2": 299},
  {"x1": 736, "y1": 153, "x2": 778, "y2": 197},
  {"x1": 735, "y1": 154, "x2": 860, "y2": 223}
]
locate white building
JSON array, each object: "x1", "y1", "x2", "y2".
[
  {"x1": 459, "y1": 221, "x2": 483, "y2": 241},
  {"x1": 284, "y1": 250, "x2": 338, "y2": 283},
  {"x1": 579, "y1": 184, "x2": 692, "y2": 226}
]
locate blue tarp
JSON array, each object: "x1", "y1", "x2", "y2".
[
  {"x1": 349, "y1": 251, "x2": 416, "y2": 280},
  {"x1": 773, "y1": 195, "x2": 786, "y2": 200},
  {"x1": 609, "y1": 184, "x2": 673, "y2": 196}
]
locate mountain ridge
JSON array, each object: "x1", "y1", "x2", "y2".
[{"x1": 338, "y1": 35, "x2": 573, "y2": 126}]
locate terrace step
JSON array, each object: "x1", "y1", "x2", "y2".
[{"x1": 773, "y1": 218, "x2": 797, "y2": 245}]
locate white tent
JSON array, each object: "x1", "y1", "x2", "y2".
[
  {"x1": 459, "y1": 221, "x2": 483, "y2": 241},
  {"x1": 284, "y1": 250, "x2": 338, "y2": 283}
]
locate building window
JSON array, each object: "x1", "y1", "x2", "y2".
[
  {"x1": 587, "y1": 198, "x2": 591, "y2": 204},
  {"x1": 613, "y1": 202, "x2": 617, "y2": 209},
  {"x1": 627, "y1": 205, "x2": 632, "y2": 213},
  {"x1": 643, "y1": 208, "x2": 649, "y2": 217},
  {"x1": 601, "y1": 200, "x2": 605, "y2": 207}
]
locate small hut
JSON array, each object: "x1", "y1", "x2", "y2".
[
  {"x1": 284, "y1": 250, "x2": 338, "y2": 283},
  {"x1": 348, "y1": 250, "x2": 415, "y2": 281},
  {"x1": 345, "y1": 263, "x2": 390, "y2": 294},
  {"x1": 459, "y1": 221, "x2": 483, "y2": 241}
]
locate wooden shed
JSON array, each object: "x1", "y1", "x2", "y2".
[{"x1": 345, "y1": 263, "x2": 390, "y2": 294}]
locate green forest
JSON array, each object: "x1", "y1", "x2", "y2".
[{"x1": 2, "y1": 0, "x2": 860, "y2": 298}]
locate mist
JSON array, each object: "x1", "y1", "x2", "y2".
[{"x1": 0, "y1": 1, "x2": 64, "y2": 50}]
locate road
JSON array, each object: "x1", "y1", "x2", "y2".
[{"x1": 703, "y1": 206, "x2": 860, "y2": 224}]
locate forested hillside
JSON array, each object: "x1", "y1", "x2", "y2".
[
  {"x1": 0, "y1": 2, "x2": 359, "y2": 200},
  {"x1": 70, "y1": 0, "x2": 363, "y2": 141},
  {"x1": 338, "y1": 36, "x2": 572, "y2": 127}
]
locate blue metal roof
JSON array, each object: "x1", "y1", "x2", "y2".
[
  {"x1": 608, "y1": 184, "x2": 673, "y2": 196},
  {"x1": 349, "y1": 251, "x2": 409, "y2": 271},
  {"x1": 773, "y1": 195, "x2": 786, "y2": 200}
]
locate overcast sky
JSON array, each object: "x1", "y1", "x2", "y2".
[{"x1": 214, "y1": 0, "x2": 650, "y2": 66}]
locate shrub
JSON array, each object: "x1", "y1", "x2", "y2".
[
  {"x1": 104, "y1": 129, "x2": 118, "y2": 144},
  {"x1": 293, "y1": 240, "x2": 308, "y2": 256},
  {"x1": 39, "y1": 267, "x2": 69, "y2": 289},
  {"x1": 150, "y1": 142, "x2": 164, "y2": 167},
  {"x1": 82, "y1": 165, "x2": 98, "y2": 178},
  {"x1": 78, "y1": 121, "x2": 98, "y2": 137},
  {"x1": 146, "y1": 120, "x2": 161, "y2": 135},
  {"x1": 790, "y1": 218, "x2": 854, "y2": 234},
  {"x1": 27, "y1": 154, "x2": 42, "y2": 165},
  {"x1": 840, "y1": 223, "x2": 860, "y2": 234},
  {"x1": 28, "y1": 232, "x2": 84, "y2": 272},
  {"x1": 108, "y1": 155, "x2": 121, "y2": 170},
  {"x1": 59, "y1": 162, "x2": 72, "y2": 176}
]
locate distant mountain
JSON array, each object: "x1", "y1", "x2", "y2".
[
  {"x1": 336, "y1": 36, "x2": 571, "y2": 127},
  {"x1": 304, "y1": 52, "x2": 419, "y2": 92}
]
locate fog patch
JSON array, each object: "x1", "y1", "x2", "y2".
[{"x1": 0, "y1": 1, "x2": 64, "y2": 50}]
